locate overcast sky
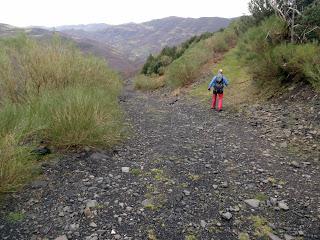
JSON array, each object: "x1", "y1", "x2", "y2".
[{"x1": 1, "y1": 0, "x2": 251, "y2": 27}]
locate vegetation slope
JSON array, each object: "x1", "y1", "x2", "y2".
[
  {"x1": 0, "y1": 34, "x2": 124, "y2": 194},
  {"x1": 137, "y1": 0, "x2": 320, "y2": 105}
]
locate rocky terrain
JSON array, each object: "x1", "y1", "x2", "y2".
[
  {"x1": 0, "y1": 84, "x2": 319, "y2": 240},
  {"x1": 242, "y1": 84, "x2": 320, "y2": 161}
]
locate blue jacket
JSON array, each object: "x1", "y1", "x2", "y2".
[{"x1": 208, "y1": 74, "x2": 229, "y2": 89}]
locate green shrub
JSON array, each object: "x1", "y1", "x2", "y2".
[
  {"x1": 36, "y1": 87, "x2": 123, "y2": 147},
  {"x1": 0, "y1": 134, "x2": 35, "y2": 193},
  {"x1": 166, "y1": 42, "x2": 211, "y2": 88},
  {"x1": 304, "y1": 62, "x2": 320, "y2": 90},
  {"x1": 165, "y1": 59, "x2": 192, "y2": 88},
  {"x1": 141, "y1": 32, "x2": 215, "y2": 76},
  {"x1": 231, "y1": 16, "x2": 256, "y2": 37},
  {"x1": 0, "y1": 34, "x2": 120, "y2": 103},
  {"x1": 238, "y1": 16, "x2": 320, "y2": 90},
  {"x1": 237, "y1": 16, "x2": 287, "y2": 60},
  {"x1": 0, "y1": 34, "x2": 124, "y2": 193},
  {"x1": 207, "y1": 33, "x2": 229, "y2": 52},
  {"x1": 300, "y1": 1, "x2": 320, "y2": 41},
  {"x1": 134, "y1": 74, "x2": 164, "y2": 91},
  {"x1": 166, "y1": 28, "x2": 237, "y2": 88},
  {"x1": 252, "y1": 42, "x2": 320, "y2": 88}
]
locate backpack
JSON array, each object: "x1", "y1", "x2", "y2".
[{"x1": 214, "y1": 74, "x2": 224, "y2": 93}]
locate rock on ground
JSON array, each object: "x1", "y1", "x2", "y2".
[{"x1": 0, "y1": 84, "x2": 319, "y2": 239}]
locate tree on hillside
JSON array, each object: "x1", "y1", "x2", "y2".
[
  {"x1": 232, "y1": 16, "x2": 256, "y2": 36},
  {"x1": 268, "y1": 0, "x2": 319, "y2": 42},
  {"x1": 297, "y1": 0, "x2": 316, "y2": 9},
  {"x1": 141, "y1": 54, "x2": 155, "y2": 75},
  {"x1": 160, "y1": 46, "x2": 177, "y2": 59},
  {"x1": 299, "y1": 0, "x2": 320, "y2": 40},
  {"x1": 249, "y1": 0, "x2": 320, "y2": 42},
  {"x1": 141, "y1": 32, "x2": 216, "y2": 76},
  {"x1": 249, "y1": 0, "x2": 274, "y2": 23}
]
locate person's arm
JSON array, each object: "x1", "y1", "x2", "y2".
[
  {"x1": 208, "y1": 76, "x2": 216, "y2": 90},
  {"x1": 223, "y1": 76, "x2": 229, "y2": 86}
]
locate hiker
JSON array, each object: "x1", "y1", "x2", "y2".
[{"x1": 208, "y1": 69, "x2": 229, "y2": 111}]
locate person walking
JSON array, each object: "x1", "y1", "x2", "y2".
[{"x1": 208, "y1": 69, "x2": 229, "y2": 111}]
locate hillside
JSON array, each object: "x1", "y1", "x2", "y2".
[
  {"x1": 0, "y1": 23, "x2": 137, "y2": 77},
  {"x1": 1, "y1": 3, "x2": 320, "y2": 240},
  {"x1": 57, "y1": 17, "x2": 232, "y2": 70},
  {"x1": 1, "y1": 17, "x2": 232, "y2": 76}
]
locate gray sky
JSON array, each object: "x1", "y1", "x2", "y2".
[{"x1": 1, "y1": 0, "x2": 251, "y2": 27}]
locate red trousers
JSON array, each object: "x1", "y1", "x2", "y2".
[{"x1": 211, "y1": 93, "x2": 223, "y2": 110}]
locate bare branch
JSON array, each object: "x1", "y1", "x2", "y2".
[
  {"x1": 288, "y1": 7, "x2": 302, "y2": 15},
  {"x1": 304, "y1": 26, "x2": 320, "y2": 36}
]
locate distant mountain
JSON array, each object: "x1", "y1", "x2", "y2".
[
  {"x1": 0, "y1": 23, "x2": 22, "y2": 37},
  {"x1": 55, "y1": 23, "x2": 111, "y2": 32},
  {"x1": 57, "y1": 16, "x2": 232, "y2": 72}
]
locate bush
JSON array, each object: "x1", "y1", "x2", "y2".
[
  {"x1": 236, "y1": 16, "x2": 288, "y2": 84},
  {"x1": 300, "y1": 1, "x2": 320, "y2": 41},
  {"x1": 141, "y1": 32, "x2": 215, "y2": 76},
  {"x1": 0, "y1": 34, "x2": 124, "y2": 193},
  {"x1": 0, "y1": 34, "x2": 121, "y2": 103},
  {"x1": 231, "y1": 16, "x2": 256, "y2": 37},
  {"x1": 271, "y1": 43, "x2": 320, "y2": 88},
  {"x1": 134, "y1": 75, "x2": 165, "y2": 91},
  {"x1": 166, "y1": 27, "x2": 238, "y2": 88},
  {"x1": 0, "y1": 134, "x2": 35, "y2": 193},
  {"x1": 238, "y1": 16, "x2": 287, "y2": 59},
  {"x1": 237, "y1": 15, "x2": 320, "y2": 89},
  {"x1": 165, "y1": 40, "x2": 212, "y2": 88}
]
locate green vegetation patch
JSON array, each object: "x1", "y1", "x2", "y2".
[
  {"x1": 134, "y1": 75, "x2": 165, "y2": 91},
  {"x1": 255, "y1": 193, "x2": 268, "y2": 201},
  {"x1": 189, "y1": 47, "x2": 256, "y2": 108},
  {"x1": 188, "y1": 174, "x2": 201, "y2": 181},
  {"x1": 141, "y1": 32, "x2": 215, "y2": 76},
  {"x1": 130, "y1": 168, "x2": 143, "y2": 176},
  {"x1": 185, "y1": 234, "x2": 198, "y2": 240},
  {"x1": 0, "y1": 34, "x2": 124, "y2": 194},
  {"x1": 7, "y1": 211, "x2": 26, "y2": 222},
  {"x1": 238, "y1": 232, "x2": 250, "y2": 240},
  {"x1": 147, "y1": 229, "x2": 158, "y2": 240},
  {"x1": 237, "y1": 16, "x2": 320, "y2": 92},
  {"x1": 251, "y1": 216, "x2": 273, "y2": 239}
]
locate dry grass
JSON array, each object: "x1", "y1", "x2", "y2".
[
  {"x1": 134, "y1": 75, "x2": 165, "y2": 91},
  {"x1": 0, "y1": 34, "x2": 124, "y2": 193},
  {"x1": 0, "y1": 134, "x2": 36, "y2": 193}
]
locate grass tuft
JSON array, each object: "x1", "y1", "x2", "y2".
[
  {"x1": 134, "y1": 75, "x2": 165, "y2": 91},
  {"x1": 251, "y1": 216, "x2": 273, "y2": 238},
  {"x1": 7, "y1": 211, "x2": 26, "y2": 222},
  {"x1": 0, "y1": 34, "x2": 124, "y2": 194}
]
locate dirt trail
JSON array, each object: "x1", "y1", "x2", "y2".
[{"x1": 0, "y1": 86, "x2": 319, "y2": 240}]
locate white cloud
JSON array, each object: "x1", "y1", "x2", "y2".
[{"x1": 0, "y1": 0, "x2": 251, "y2": 27}]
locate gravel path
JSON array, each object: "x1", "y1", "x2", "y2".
[{"x1": 0, "y1": 86, "x2": 319, "y2": 240}]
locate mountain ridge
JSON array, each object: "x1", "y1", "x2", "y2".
[
  {"x1": 57, "y1": 16, "x2": 232, "y2": 74},
  {"x1": 1, "y1": 16, "x2": 233, "y2": 76},
  {"x1": 54, "y1": 16, "x2": 229, "y2": 30}
]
